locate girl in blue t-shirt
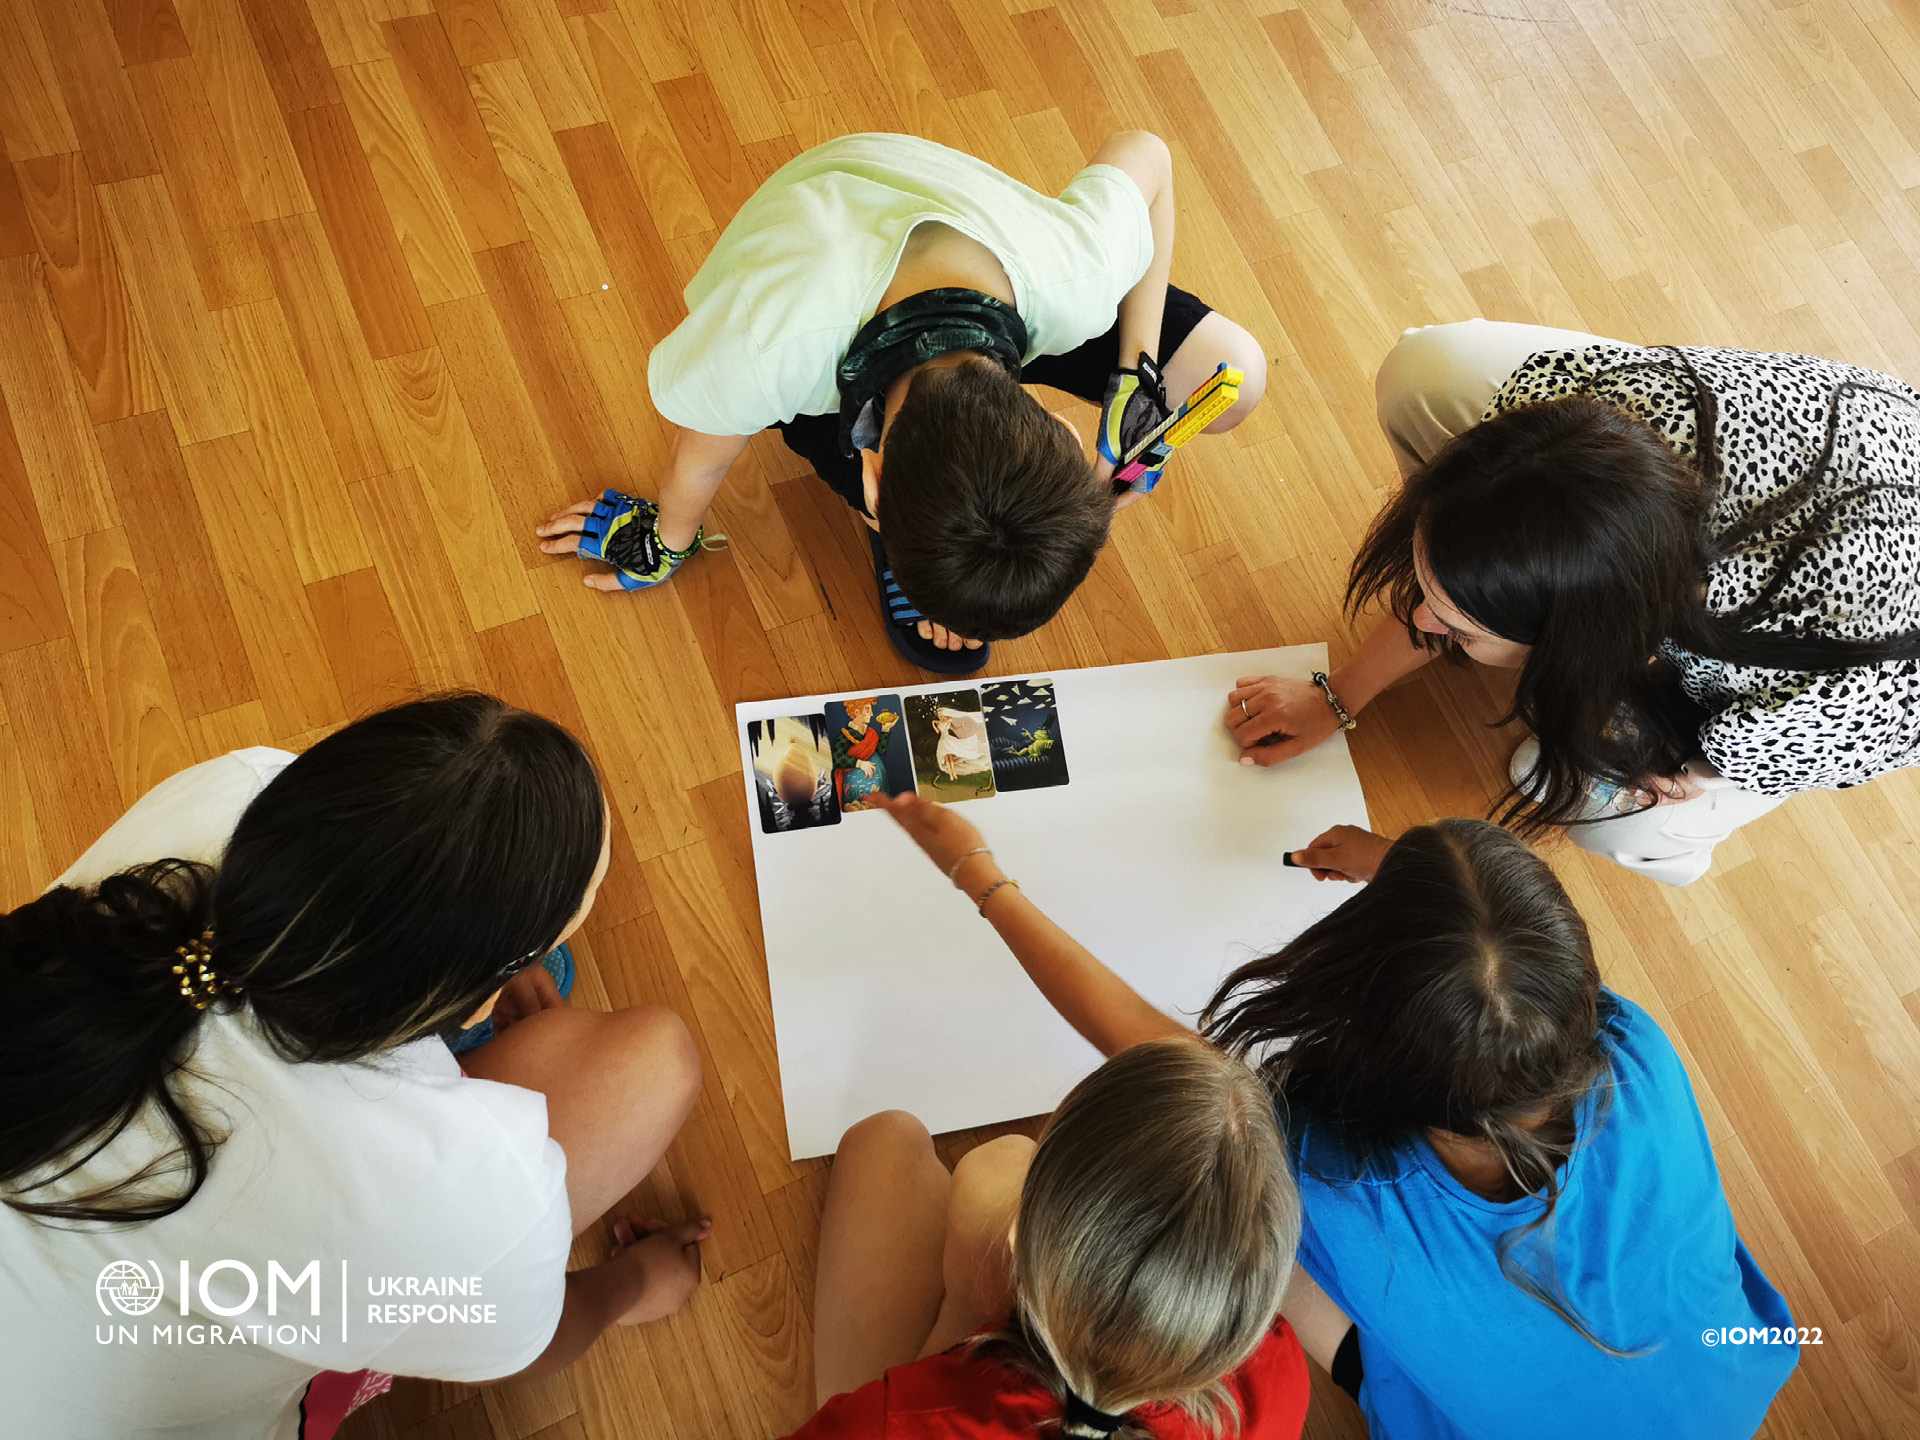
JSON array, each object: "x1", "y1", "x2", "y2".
[
  {"x1": 1204, "y1": 818, "x2": 1798, "y2": 1439},
  {"x1": 874, "y1": 795, "x2": 1798, "y2": 1440}
]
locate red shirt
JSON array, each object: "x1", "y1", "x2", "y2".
[{"x1": 785, "y1": 1319, "x2": 1310, "y2": 1439}]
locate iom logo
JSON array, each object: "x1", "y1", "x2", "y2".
[{"x1": 96, "y1": 1261, "x2": 165, "y2": 1317}]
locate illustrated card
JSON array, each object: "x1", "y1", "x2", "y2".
[
  {"x1": 903, "y1": 690, "x2": 997, "y2": 804},
  {"x1": 981, "y1": 678, "x2": 1070, "y2": 791},
  {"x1": 823, "y1": 694, "x2": 913, "y2": 813},
  {"x1": 748, "y1": 714, "x2": 842, "y2": 834}
]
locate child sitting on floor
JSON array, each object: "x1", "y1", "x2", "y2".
[
  {"x1": 535, "y1": 130, "x2": 1265, "y2": 675},
  {"x1": 787, "y1": 1038, "x2": 1310, "y2": 1439}
]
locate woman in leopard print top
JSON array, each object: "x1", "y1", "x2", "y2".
[{"x1": 1225, "y1": 319, "x2": 1920, "y2": 886}]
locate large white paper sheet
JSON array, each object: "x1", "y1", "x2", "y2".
[{"x1": 737, "y1": 646, "x2": 1372, "y2": 1159}]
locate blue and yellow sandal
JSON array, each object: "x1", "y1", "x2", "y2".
[
  {"x1": 447, "y1": 942, "x2": 575, "y2": 1056},
  {"x1": 868, "y1": 531, "x2": 990, "y2": 676},
  {"x1": 575, "y1": 490, "x2": 722, "y2": 590}
]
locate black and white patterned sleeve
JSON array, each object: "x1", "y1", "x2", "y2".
[{"x1": 1696, "y1": 662, "x2": 1920, "y2": 795}]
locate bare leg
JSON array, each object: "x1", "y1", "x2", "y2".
[
  {"x1": 1160, "y1": 311, "x2": 1269, "y2": 434},
  {"x1": 1281, "y1": 1266, "x2": 1354, "y2": 1372},
  {"x1": 813, "y1": 1111, "x2": 955, "y2": 1404},
  {"x1": 462, "y1": 1005, "x2": 702, "y2": 1235},
  {"x1": 918, "y1": 1134, "x2": 1034, "y2": 1358}
]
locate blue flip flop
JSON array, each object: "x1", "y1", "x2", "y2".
[
  {"x1": 869, "y1": 531, "x2": 990, "y2": 675},
  {"x1": 448, "y1": 942, "x2": 575, "y2": 1056}
]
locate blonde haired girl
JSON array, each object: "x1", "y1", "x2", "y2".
[{"x1": 787, "y1": 1037, "x2": 1308, "y2": 1440}]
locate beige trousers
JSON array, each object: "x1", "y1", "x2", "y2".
[{"x1": 1376, "y1": 320, "x2": 1786, "y2": 887}]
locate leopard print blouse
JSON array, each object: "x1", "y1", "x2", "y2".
[{"x1": 1486, "y1": 342, "x2": 1920, "y2": 797}]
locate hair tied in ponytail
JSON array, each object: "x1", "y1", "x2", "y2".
[{"x1": 1061, "y1": 1389, "x2": 1129, "y2": 1436}]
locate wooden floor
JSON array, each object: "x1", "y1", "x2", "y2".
[{"x1": 3, "y1": 0, "x2": 1920, "y2": 1434}]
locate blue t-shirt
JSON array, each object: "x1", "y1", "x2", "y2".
[{"x1": 1293, "y1": 992, "x2": 1796, "y2": 1439}]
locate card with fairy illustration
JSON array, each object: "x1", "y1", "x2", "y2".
[
  {"x1": 747, "y1": 714, "x2": 842, "y2": 835},
  {"x1": 823, "y1": 694, "x2": 913, "y2": 813},
  {"x1": 981, "y1": 679, "x2": 1070, "y2": 792},
  {"x1": 902, "y1": 690, "x2": 996, "y2": 804}
]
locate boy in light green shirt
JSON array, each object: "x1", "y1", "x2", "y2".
[{"x1": 537, "y1": 131, "x2": 1266, "y2": 674}]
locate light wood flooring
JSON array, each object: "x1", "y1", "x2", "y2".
[{"x1": 1, "y1": 0, "x2": 1918, "y2": 1433}]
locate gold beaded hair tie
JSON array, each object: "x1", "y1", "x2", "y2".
[{"x1": 172, "y1": 930, "x2": 233, "y2": 1011}]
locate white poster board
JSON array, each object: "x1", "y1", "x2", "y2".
[{"x1": 737, "y1": 646, "x2": 1372, "y2": 1159}]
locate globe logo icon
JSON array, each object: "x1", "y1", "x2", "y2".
[{"x1": 96, "y1": 1261, "x2": 163, "y2": 1317}]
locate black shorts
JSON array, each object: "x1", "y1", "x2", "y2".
[{"x1": 774, "y1": 283, "x2": 1215, "y2": 515}]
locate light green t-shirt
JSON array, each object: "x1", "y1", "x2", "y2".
[{"x1": 646, "y1": 133, "x2": 1155, "y2": 437}]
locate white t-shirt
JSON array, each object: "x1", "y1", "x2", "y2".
[
  {"x1": 647, "y1": 133, "x2": 1156, "y2": 435},
  {"x1": 1, "y1": 751, "x2": 573, "y2": 1440}
]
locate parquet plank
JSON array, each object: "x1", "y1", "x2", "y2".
[
  {"x1": 105, "y1": 0, "x2": 192, "y2": 65},
  {"x1": 179, "y1": 429, "x2": 346, "y2": 736},
  {"x1": 656, "y1": 72, "x2": 759, "y2": 230},
  {"x1": 287, "y1": 100, "x2": 434, "y2": 359},
  {"x1": 0, "y1": 2, "x2": 82, "y2": 164},
  {"x1": 553, "y1": 122, "x2": 684, "y2": 341},
  {"x1": 434, "y1": 0, "x2": 515, "y2": 66},
  {"x1": 171, "y1": 0, "x2": 316, "y2": 221},
  {"x1": 473, "y1": 242, "x2": 625, "y2": 490},
  {"x1": 0, "y1": 720, "x2": 54, "y2": 904},
  {"x1": 254, "y1": 208, "x2": 407, "y2": 480},
  {"x1": 94, "y1": 173, "x2": 249, "y2": 442},
  {"x1": 490, "y1": 0, "x2": 605, "y2": 132},
  {"x1": 375, "y1": 343, "x2": 540, "y2": 630},
  {"x1": 0, "y1": 637, "x2": 124, "y2": 874},
  {"x1": 567, "y1": 9, "x2": 714, "y2": 242},
  {"x1": 0, "y1": 385, "x2": 70, "y2": 654},
  {"x1": 217, "y1": 296, "x2": 373, "y2": 581},
  {"x1": 237, "y1": 0, "x2": 342, "y2": 114},
  {"x1": 31, "y1": 0, "x2": 161, "y2": 184},
  {"x1": 335, "y1": 56, "x2": 487, "y2": 308},
  {"x1": 13, "y1": 153, "x2": 155, "y2": 433},
  {"x1": 309, "y1": 564, "x2": 420, "y2": 716},
  {"x1": 94, "y1": 409, "x2": 255, "y2": 717},
  {"x1": 347, "y1": 466, "x2": 484, "y2": 691},
  {"x1": 125, "y1": 56, "x2": 277, "y2": 311},
  {"x1": 384, "y1": 12, "x2": 528, "y2": 253},
  {"x1": 0, "y1": 253, "x2": 121, "y2": 540},
  {"x1": 468, "y1": 59, "x2": 611, "y2": 302},
  {"x1": 49, "y1": 525, "x2": 194, "y2": 805}
]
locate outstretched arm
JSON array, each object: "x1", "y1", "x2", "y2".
[{"x1": 873, "y1": 793, "x2": 1185, "y2": 1057}]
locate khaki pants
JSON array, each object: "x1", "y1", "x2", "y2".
[{"x1": 1378, "y1": 320, "x2": 1786, "y2": 886}]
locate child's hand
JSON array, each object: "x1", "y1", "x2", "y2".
[
  {"x1": 490, "y1": 963, "x2": 566, "y2": 1033},
  {"x1": 870, "y1": 793, "x2": 992, "y2": 885},
  {"x1": 608, "y1": 1217, "x2": 711, "y2": 1325},
  {"x1": 1288, "y1": 825, "x2": 1392, "y2": 883}
]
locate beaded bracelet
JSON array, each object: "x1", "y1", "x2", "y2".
[
  {"x1": 975, "y1": 878, "x2": 1021, "y2": 915},
  {"x1": 1311, "y1": 671, "x2": 1357, "y2": 731}
]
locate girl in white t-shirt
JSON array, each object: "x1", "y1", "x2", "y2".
[{"x1": 0, "y1": 695, "x2": 705, "y2": 1440}]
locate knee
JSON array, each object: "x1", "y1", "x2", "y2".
[
  {"x1": 1374, "y1": 321, "x2": 1482, "y2": 422},
  {"x1": 611, "y1": 1004, "x2": 702, "y2": 1115},
  {"x1": 836, "y1": 1109, "x2": 934, "y2": 1166},
  {"x1": 1200, "y1": 318, "x2": 1268, "y2": 433},
  {"x1": 950, "y1": 1134, "x2": 1036, "y2": 1207}
]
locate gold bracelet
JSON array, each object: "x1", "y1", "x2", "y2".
[{"x1": 974, "y1": 878, "x2": 1020, "y2": 915}]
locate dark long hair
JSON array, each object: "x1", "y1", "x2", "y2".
[
  {"x1": 1350, "y1": 351, "x2": 1920, "y2": 830},
  {"x1": 1, "y1": 694, "x2": 605, "y2": 1226},
  {"x1": 1202, "y1": 820, "x2": 1635, "y2": 1353}
]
